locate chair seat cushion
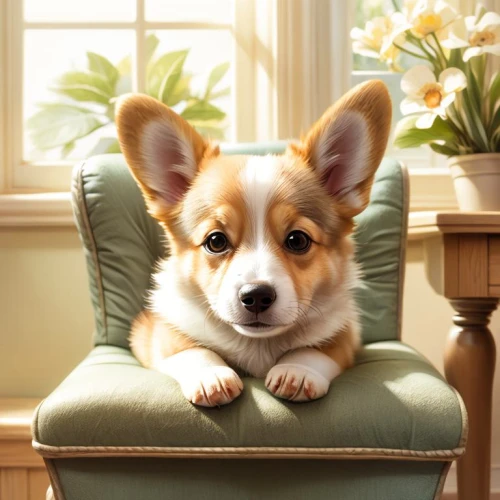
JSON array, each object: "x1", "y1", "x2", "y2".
[{"x1": 33, "y1": 342, "x2": 466, "y2": 461}]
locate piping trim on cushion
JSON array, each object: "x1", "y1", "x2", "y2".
[
  {"x1": 73, "y1": 161, "x2": 108, "y2": 340},
  {"x1": 433, "y1": 462, "x2": 452, "y2": 500},
  {"x1": 44, "y1": 458, "x2": 66, "y2": 500},
  {"x1": 453, "y1": 386, "x2": 469, "y2": 449},
  {"x1": 397, "y1": 162, "x2": 410, "y2": 341},
  {"x1": 33, "y1": 441, "x2": 465, "y2": 461}
]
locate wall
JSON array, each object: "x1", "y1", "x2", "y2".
[
  {"x1": 0, "y1": 229, "x2": 499, "y2": 490},
  {"x1": 0, "y1": 228, "x2": 93, "y2": 396}
]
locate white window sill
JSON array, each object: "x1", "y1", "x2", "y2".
[
  {"x1": 0, "y1": 169, "x2": 457, "y2": 233},
  {"x1": 0, "y1": 192, "x2": 74, "y2": 227}
]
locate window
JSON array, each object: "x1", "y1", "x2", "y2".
[
  {"x1": 1, "y1": 0, "x2": 260, "y2": 192},
  {"x1": 0, "y1": 0, "x2": 459, "y2": 214}
]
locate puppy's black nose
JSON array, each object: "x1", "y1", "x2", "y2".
[{"x1": 238, "y1": 283, "x2": 276, "y2": 314}]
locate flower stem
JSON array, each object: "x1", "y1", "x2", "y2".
[
  {"x1": 393, "y1": 42, "x2": 430, "y2": 61},
  {"x1": 415, "y1": 39, "x2": 438, "y2": 64},
  {"x1": 391, "y1": 0, "x2": 400, "y2": 12},
  {"x1": 431, "y1": 33, "x2": 448, "y2": 68}
]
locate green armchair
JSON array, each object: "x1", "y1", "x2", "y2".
[{"x1": 32, "y1": 143, "x2": 467, "y2": 500}]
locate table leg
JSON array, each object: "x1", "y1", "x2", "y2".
[{"x1": 444, "y1": 298, "x2": 497, "y2": 500}]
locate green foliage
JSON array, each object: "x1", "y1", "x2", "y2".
[
  {"x1": 204, "y1": 62, "x2": 230, "y2": 99},
  {"x1": 27, "y1": 33, "x2": 230, "y2": 158},
  {"x1": 87, "y1": 52, "x2": 120, "y2": 88},
  {"x1": 393, "y1": 115, "x2": 455, "y2": 149},
  {"x1": 147, "y1": 49, "x2": 189, "y2": 100},
  {"x1": 181, "y1": 101, "x2": 226, "y2": 121},
  {"x1": 27, "y1": 104, "x2": 106, "y2": 150},
  {"x1": 50, "y1": 71, "x2": 114, "y2": 104}
]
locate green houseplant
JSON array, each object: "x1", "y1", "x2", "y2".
[
  {"x1": 351, "y1": 1, "x2": 500, "y2": 211},
  {"x1": 27, "y1": 34, "x2": 230, "y2": 160}
]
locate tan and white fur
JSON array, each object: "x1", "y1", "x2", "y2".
[{"x1": 116, "y1": 80, "x2": 392, "y2": 407}]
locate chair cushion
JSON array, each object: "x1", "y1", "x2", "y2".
[
  {"x1": 33, "y1": 341, "x2": 466, "y2": 461},
  {"x1": 72, "y1": 148, "x2": 407, "y2": 347},
  {"x1": 54, "y1": 458, "x2": 448, "y2": 500}
]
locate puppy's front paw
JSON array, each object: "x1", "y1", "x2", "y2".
[
  {"x1": 180, "y1": 366, "x2": 243, "y2": 407},
  {"x1": 265, "y1": 364, "x2": 330, "y2": 402}
]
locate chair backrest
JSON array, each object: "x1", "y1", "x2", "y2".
[{"x1": 72, "y1": 144, "x2": 408, "y2": 348}]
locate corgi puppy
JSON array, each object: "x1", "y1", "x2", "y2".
[{"x1": 116, "y1": 80, "x2": 391, "y2": 407}]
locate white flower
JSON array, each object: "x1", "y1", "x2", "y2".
[
  {"x1": 403, "y1": 0, "x2": 420, "y2": 19},
  {"x1": 380, "y1": 12, "x2": 413, "y2": 54},
  {"x1": 440, "y1": 16, "x2": 469, "y2": 49},
  {"x1": 351, "y1": 16, "x2": 394, "y2": 59},
  {"x1": 351, "y1": 15, "x2": 405, "y2": 70},
  {"x1": 465, "y1": 12, "x2": 500, "y2": 61},
  {"x1": 409, "y1": 0, "x2": 459, "y2": 38},
  {"x1": 442, "y1": 10, "x2": 500, "y2": 60},
  {"x1": 400, "y1": 65, "x2": 467, "y2": 128}
]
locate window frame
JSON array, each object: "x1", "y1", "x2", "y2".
[
  {"x1": 1, "y1": 0, "x2": 262, "y2": 193},
  {"x1": 0, "y1": 0, "x2": 459, "y2": 225}
]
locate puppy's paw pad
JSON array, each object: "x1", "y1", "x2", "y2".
[
  {"x1": 181, "y1": 366, "x2": 243, "y2": 407},
  {"x1": 265, "y1": 364, "x2": 329, "y2": 402}
]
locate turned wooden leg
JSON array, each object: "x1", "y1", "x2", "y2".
[{"x1": 444, "y1": 298, "x2": 497, "y2": 500}]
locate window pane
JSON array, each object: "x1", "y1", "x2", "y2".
[
  {"x1": 24, "y1": 0, "x2": 136, "y2": 22},
  {"x1": 147, "y1": 30, "x2": 233, "y2": 140},
  {"x1": 146, "y1": 0, "x2": 233, "y2": 23},
  {"x1": 24, "y1": 30, "x2": 134, "y2": 162}
]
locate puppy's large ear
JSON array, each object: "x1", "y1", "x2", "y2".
[
  {"x1": 296, "y1": 80, "x2": 392, "y2": 218},
  {"x1": 116, "y1": 94, "x2": 207, "y2": 217}
]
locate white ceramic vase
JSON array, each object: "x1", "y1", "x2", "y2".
[{"x1": 448, "y1": 153, "x2": 500, "y2": 212}]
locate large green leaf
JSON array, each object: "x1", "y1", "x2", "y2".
[
  {"x1": 181, "y1": 101, "x2": 226, "y2": 121},
  {"x1": 157, "y1": 52, "x2": 188, "y2": 104},
  {"x1": 116, "y1": 55, "x2": 131, "y2": 76},
  {"x1": 204, "y1": 62, "x2": 230, "y2": 99},
  {"x1": 147, "y1": 49, "x2": 189, "y2": 98},
  {"x1": 429, "y1": 142, "x2": 460, "y2": 156},
  {"x1": 87, "y1": 52, "x2": 119, "y2": 88},
  {"x1": 27, "y1": 104, "x2": 106, "y2": 150},
  {"x1": 166, "y1": 75, "x2": 192, "y2": 106},
  {"x1": 393, "y1": 115, "x2": 454, "y2": 148},
  {"x1": 50, "y1": 71, "x2": 114, "y2": 104},
  {"x1": 146, "y1": 33, "x2": 160, "y2": 64}
]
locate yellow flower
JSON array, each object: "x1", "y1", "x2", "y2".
[
  {"x1": 400, "y1": 65, "x2": 467, "y2": 128},
  {"x1": 410, "y1": 0, "x2": 458, "y2": 38}
]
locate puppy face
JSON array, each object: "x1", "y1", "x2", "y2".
[
  {"x1": 178, "y1": 153, "x2": 342, "y2": 338},
  {"x1": 116, "y1": 81, "x2": 391, "y2": 340}
]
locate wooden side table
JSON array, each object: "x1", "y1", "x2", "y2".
[
  {"x1": 0, "y1": 398, "x2": 49, "y2": 499},
  {"x1": 414, "y1": 212, "x2": 500, "y2": 500}
]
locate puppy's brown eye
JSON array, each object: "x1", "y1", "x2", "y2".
[
  {"x1": 204, "y1": 232, "x2": 229, "y2": 254},
  {"x1": 285, "y1": 230, "x2": 311, "y2": 254}
]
